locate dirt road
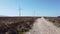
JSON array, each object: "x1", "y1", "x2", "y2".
[{"x1": 25, "y1": 17, "x2": 60, "y2": 34}]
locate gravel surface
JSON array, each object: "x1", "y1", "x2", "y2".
[{"x1": 25, "y1": 17, "x2": 60, "y2": 34}]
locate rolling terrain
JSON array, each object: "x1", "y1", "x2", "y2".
[{"x1": 0, "y1": 17, "x2": 60, "y2": 34}]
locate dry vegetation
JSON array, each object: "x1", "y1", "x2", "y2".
[
  {"x1": 44, "y1": 17, "x2": 60, "y2": 27},
  {"x1": 0, "y1": 16, "x2": 60, "y2": 34},
  {"x1": 0, "y1": 17, "x2": 41, "y2": 34}
]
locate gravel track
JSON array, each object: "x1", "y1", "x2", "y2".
[{"x1": 25, "y1": 17, "x2": 60, "y2": 34}]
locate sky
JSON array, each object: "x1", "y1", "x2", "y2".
[{"x1": 0, "y1": 0, "x2": 60, "y2": 16}]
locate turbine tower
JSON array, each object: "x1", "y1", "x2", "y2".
[
  {"x1": 19, "y1": 5, "x2": 21, "y2": 16},
  {"x1": 34, "y1": 10, "x2": 35, "y2": 16},
  {"x1": 18, "y1": 0, "x2": 21, "y2": 16}
]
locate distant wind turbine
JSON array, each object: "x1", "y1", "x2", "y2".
[
  {"x1": 33, "y1": 10, "x2": 36, "y2": 16},
  {"x1": 17, "y1": 0, "x2": 22, "y2": 16},
  {"x1": 18, "y1": 5, "x2": 21, "y2": 16}
]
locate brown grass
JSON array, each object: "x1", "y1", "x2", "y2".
[
  {"x1": 0, "y1": 17, "x2": 41, "y2": 34},
  {"x1": 44, "y1": 17, "x2": 60, "y2": 27}
]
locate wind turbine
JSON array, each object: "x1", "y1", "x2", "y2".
[
  {"x1": 18, "y1": 5, "x2": 21, "y2": 16},
  {"x1": 33, "y1": 10, "x2": 36, "y2": 16},
  {"x1": 17, "y1": 0, "x2": 22, "y2": 16}
]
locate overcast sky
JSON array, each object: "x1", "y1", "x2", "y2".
[{"x1": 0, "y1": 0, "x2": 60, "y2": 16}]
